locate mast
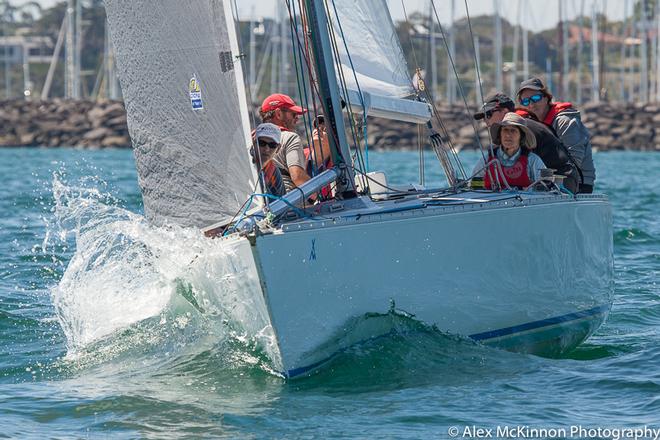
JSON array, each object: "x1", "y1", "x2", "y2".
[
  {"x1": 43, "y1": 13, "x2": 67, "y2": 99},
  {"x1": 474, "y1": 35, "x2": 482, "y2": 105},
  {"x1": 429, "y1": 0, "x2": 437, "y2": 98},
  {"x1": 494, "y1": 0, "x2": 503, "y2": 91},
  {"x1": 656, "y1": 4, "x2": 660, "y2": 102},
  {"x1": 598, "y1": 0, "x2": 608, "y2": 100},
  {"x1": 446, "y1": 0, "x2": 455, "y2": 103},
  {"x1": 640, "y1": 0, "x2": 649, "y2": 102},
  {"x1": 21, "y1": 44, "x2": 29, "y2": 99},
  {"x1": 509, "y1": 2, "x2": 520, "y2": 97},
  {"x1": 279, "y1": 3, "x2": 287, "y2": 94},
  {"x1": 628, "y1": 0, "x2": 635, "y2": 102},
  {"x1": 65, "y1": 0, "x2": 75, "y2": 98},
  {"x1": 74, "y1": 0, "x2": 82, "y2": 98},
  {"x1": 649, "y1": 6, "x2": 658, "y2": 101},
  {"x1": 303, "y1": 0, "x2": 355, "y2": 197},
  {"x1": 591, "y1": 1, "x2": 599, "y2": 103},
  {"x1": 577, "y1": 0, "x2": 585, "y2": 104},
  {"x1": 522, "y1": 1, "x2": 529, "y2": 80},
  {"x1": 561, "y1": 0, "x2": 570, "y2": 100},
  {"x1": 558, "y1": 0, "x2": 564, "y2": 98},
  {"x1": 249, "y1": 6, "x2": 256, "y2": 98}
]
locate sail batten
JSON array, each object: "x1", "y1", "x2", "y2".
[{"x1": 105, "y1": 0, "x2": 256, "y2": 229}]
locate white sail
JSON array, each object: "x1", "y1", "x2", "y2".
[
  {"x1": 330, "y1": 0, "x2": 431, "y2": 123},
  {"x1": 104, "y1": 0, "x2": 256, "y2": 229}
]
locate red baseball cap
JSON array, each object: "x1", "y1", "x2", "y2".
[{"x1": 260, "y1": 93, "x2": 306, "y2": 114}]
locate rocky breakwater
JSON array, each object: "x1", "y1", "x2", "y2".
[
  {"x1": 0, "y1": 99, "x2": 130, "y2": 148},
  {"x1": 1, "y1": 99, "x2": 659, "y2": 151},
  {"x1": 367, "y1": 102, "x2": 660, "y2": 152}
]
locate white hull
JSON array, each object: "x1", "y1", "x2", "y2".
[{"x1": 231, "y1": 193, "x2": 613, "y2": 378}]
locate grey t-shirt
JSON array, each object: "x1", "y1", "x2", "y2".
[{"x1": 272, "y1": 130, "x2": 307, "y2": 192}]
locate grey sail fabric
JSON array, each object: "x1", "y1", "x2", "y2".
[
  {"x1": 104, "y1": 0, "x2": 256, "y2": 229},
  {"x1": 330, "y1": 0, "x2": 431, "y2": 122}
]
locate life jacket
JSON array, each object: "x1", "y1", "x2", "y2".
[
  {"x1": 484, "y1": 148, "x2": 532, "y2": 190},
  {"x1": 262, "y1": 161, "x2": 285, "y2": 196},
  {"x1": 515, "y1": 108, "x2": 536, "y2": 120},
  {"x1": 542, "y1": 102, "x2": 574, "y2": 127}
]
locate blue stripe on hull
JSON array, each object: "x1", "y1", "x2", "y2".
[
  {"x1": 468, "y1": 305, "x2": 610, "y2": 341},
  {"x1": 285, "y1": 305, "x2": 610, "y2": 379}
]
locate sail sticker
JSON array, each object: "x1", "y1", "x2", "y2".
[{"x1": 189, "y1": 75, "x2": 203, "y2": 110}]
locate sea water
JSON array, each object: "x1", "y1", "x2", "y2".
[{"x1": 1, "y1": 148, "x2": 658, "y2": 439}]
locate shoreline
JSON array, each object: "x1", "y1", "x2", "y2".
[{"x1": 1, "y1": 99, "x2": 658, "y2": 151}]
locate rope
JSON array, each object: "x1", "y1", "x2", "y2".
[
  {"x1": 400, "y1": 1, "x2": 467, "y2": 187},
  {"x1": 324, "y1": 0, "x2": 369, "y2": 181},
  {"x1": 329, "y1": 0, "x2": 371, "y2": 174},
  {"x1": 461, "y1": 0, "x2": 494, "y2": 153}
]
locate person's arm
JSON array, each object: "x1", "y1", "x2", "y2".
[
  {"x1": 310, "y1": 127, "x2": 332, "y2": 169},
  {"x1": 553, "y1": 115, "x2": 589, "y2": 168},
  {"x1": 288, "y1": 165, "x2": 310, "y2": 187},
  {"x1": 528, "y1": 153, "x2": 546, "y2": 181}
]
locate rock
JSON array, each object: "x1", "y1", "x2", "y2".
[
  {"x1": 102, "y1": 135, "x2": 131, "y2": 147},
  {"x1": 19, "y1": 133, "x2": 35, "y2": 145},
  {"x1": 83, "y1": 127, "x2": 112, "y2": 140}
]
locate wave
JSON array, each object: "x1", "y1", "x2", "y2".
[
  {"x1": 613, "y1": 227, "x2": 657, "y2": 246},
  {"x1": 48, "y1": 173, "x2": 280, "y2": 376}
]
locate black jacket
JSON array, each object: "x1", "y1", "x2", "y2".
[{"x1": 518, "y1": 115, "x2": 580, "y2": 193}]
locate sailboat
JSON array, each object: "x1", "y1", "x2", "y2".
[{"x1": 104, "y1": 0, "x2": 613, "y2": 378}]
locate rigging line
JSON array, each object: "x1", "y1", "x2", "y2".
[
  {"x1": 294, "y1": 0, "x2": 327, "y2": 176},
  {"x1": 430, "y1": 0, "x2": 488, "y2": 159},
  {"x1": 418, "y1": 124, "x2": 425, "y2": 186},
  {"x1": 323, "y1": 0, "x2": 369, "y2": 179},
  {"x1": 286, "y1": 0, "x2": 331, "y2": 180},
  {"x1": 414, "y1": 71, "x2": 468, "y2": 180},
  {"x1": 456, "y1": 0, "x2": 500, "y2": 189},
  {"x1": 326, "y1": 0, "x2": 369, "y2": 182},
  {"x1": 400, "y1": 1, "x2": 466, "y2": 184},
  {"x1": 400, "y1": 1, "x2": 423, "y2": 79},
  {"x1": 231, "y1": 0, "x2": 259, "y2": 129},
  {"x1": 223, "y1": 177, "x2": 262, "y2": 236},
  {"x1": 329, "y1": 0, "x2": 370, "y2": 172},
  {"x1": 285, "y1": 0, "x2": 317, "y2": 166},
  {"x1": 288, "y1": 0, "x2": 344, "y2": 172}
]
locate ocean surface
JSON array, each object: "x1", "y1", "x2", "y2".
[{"x1": 0, "y1": 148, "x2": 658, "y2": 439}]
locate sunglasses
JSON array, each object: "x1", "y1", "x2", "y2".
[
  {"x1": 519, "y1": 93, "x2": 544, "y2": 106},
  {"x1": 258, "y1": 139, "x2": 279, "y2": 149}
]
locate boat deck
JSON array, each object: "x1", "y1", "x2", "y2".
[{"x1": 278, "y1": 189, "x2": 609, "y2": 233}]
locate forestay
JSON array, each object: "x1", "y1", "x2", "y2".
[
  {"x1": 104, "y1": 0, "x2": 256, "y2": 229},
  {"x1": 330, "y1": 0, "x2": 431, "y2": 123}
]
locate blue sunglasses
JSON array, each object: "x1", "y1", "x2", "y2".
[{"x1": 519, "y1": 93, "x2": 544, "y2": 106}]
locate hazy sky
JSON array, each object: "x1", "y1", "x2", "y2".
[
  {"x1": 234, "y1": 0, "x2": 626, "y2": 31},
  {"x1": 20, "y1": 0, "x2": 626, "y2": 32}
]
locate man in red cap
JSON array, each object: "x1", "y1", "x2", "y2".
[{"x1": 260, "y1": 93, "x2": 311, "y2": 192}]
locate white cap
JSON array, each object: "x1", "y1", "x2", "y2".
[{"x1": 255, "y1": 123, "x2": 281, "y2": 144}]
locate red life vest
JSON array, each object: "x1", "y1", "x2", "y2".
[
  {"x1": 542, "y1": 102, "x2": 574, "y2": 127},
  {"x1": 484, "y1": 149, "x2": 532, "y2": 189}
]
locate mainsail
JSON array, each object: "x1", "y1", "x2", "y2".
[
  {"x1": 105, "y1": 0, "x2": 256, "y2": 229},
  {"x1": 330, "y1": 0, "x2": 431, "y2": 123}
]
